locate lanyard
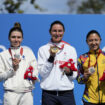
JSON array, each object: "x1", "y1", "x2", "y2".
[
  {"x1": 88, "y1": 49, "x2": 102, "y2": 68},
  {"x1": 56, "y1": 44, "x2": 64, "y2": 50},
  {"x1": 59, "y1": 44, "x2": 64, "y2": 50},
  {"x1": 9, "y1": 47, "x2": 23, "y2": 59}
]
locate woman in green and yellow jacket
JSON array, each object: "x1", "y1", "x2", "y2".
[{"x1": 77, "y1": 30, "x2": 105, "y2": 105}]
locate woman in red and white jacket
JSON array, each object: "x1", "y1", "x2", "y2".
[
  {"x1": 38, "y1": 20, "x2": 77, "y2": 105},
  {"x1": 0, "y1": 22, "x2": 38, "y2": 105}
]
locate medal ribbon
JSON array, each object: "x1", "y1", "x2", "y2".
[
  {"x1": 55, "y1": 44, "x2": 64, "y2": 50},
  {"x1": 9, "y1": 47, "x2": 23, "y2": 59},
  {"x1": 88, "y1": 49, "x2": 102, "y2": 68},
  {"x1": 59, "y1": 44, "x2": 64, "y2": 50}
]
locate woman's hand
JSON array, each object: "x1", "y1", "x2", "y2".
[
  {"x1": 83, "y1": 70, "x2": 91, "y2": 81},
  {"x1": 63, "y1": 67, "x2": 73, "y2": 76},
  {"x1": 49, "y1": 46, "x2": 59, "y2": 57},
  {"x1": 12, "y1": 58, "x2": 21, "y2": 71}
]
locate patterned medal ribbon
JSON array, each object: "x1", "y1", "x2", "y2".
[
  {"x1": 9, "y1": 47, "x2": 23, "y2": 59},
  {"x1": 88, "y1": 49, "x2": 102, "y2": 68}
]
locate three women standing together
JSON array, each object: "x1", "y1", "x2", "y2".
[{"x1": 0, "y1": 21, "x2": 105, "y2": 105}]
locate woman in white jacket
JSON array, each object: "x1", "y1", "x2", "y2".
[
  {"x1": 38, "y1": 20, "x2": 77, "y2": 105},
  {"x1": 0, "y1": 22, "x2": 38, "y2": 105}
]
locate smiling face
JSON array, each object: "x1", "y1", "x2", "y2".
[
  {"x1": 50, "y1": 24, "x2": 64, "y2": 43},
  {"x1": 87, "y1": 33, "x2": 101, "y2": 51},
  {"x1": 9, "y1": 31, "x2": 23, "y2": 48}
]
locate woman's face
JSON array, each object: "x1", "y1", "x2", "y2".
[
  {"x1": 9, "y1": 31, "x2": 23, "y2": 48},
  {"x1": 87, "y1": 33, "x2": 101, "y2": 51},
  {"x1": 50, "y1": 24, "x2": 64, "y2": 43}
]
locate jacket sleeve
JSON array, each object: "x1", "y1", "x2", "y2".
[
  {"x1": 38, "y1": 47, "x2": 53, "y2": 79},
  {"x1": 0, "y1": 55, "x2": 15, "y2": 81},
  {"x1": 67, "y1": 47, "x2": 77, "y2": 80},
  {"x1": 77, "y1": 57, "x2": 85, "y2": 84}
]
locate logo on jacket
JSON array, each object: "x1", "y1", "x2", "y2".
[{"x1": 54, "y1": 60, "x2": 66, "y2": 65}]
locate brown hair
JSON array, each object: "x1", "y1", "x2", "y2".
[
  {"x1": 8, "y1": 22, "x2": 23, "y2": 38},
  {"x1": 49, "y1": 20, "x2": 65, "y2": 32}
]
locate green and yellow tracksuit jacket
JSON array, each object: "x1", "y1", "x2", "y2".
[{"x1": 77, "y1": 49, "x2": 105, "y2": 104}]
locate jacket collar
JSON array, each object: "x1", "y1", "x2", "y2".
[
  {"x1": 10, "y1": 46, "x2": 21, "y2": 50},
  {"x1": 89, "y1": 49, "x2": 102, "y2": 54},
  {"x1": 49, "y1": 40, "x2": 64, "y2": 50}
]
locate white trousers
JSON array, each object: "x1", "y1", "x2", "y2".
[{"x1": 3, "y1": 91, "x2": 33, "y2": 105}]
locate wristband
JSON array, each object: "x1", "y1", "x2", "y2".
[{"x1": 48, "y1": 55, "x2": 55, "y2": 63}]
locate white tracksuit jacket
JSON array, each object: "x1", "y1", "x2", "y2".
[
  {"x1": 38, "y1": 41, "x2": 77, "y2": 91},
  {"x1": 0, "y1": 46, "x2": 38, "y2": 93}
]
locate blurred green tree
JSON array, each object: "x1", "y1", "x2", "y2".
[
  {"x1": 78, "y1": 0, "x2": 105, "y2": 13},
  {"x1": 67, "y1": 0, "x2": 78, "y2": 13},
  {"x1": 0, "y1": 0, "x2": 43, "y2": 13},
  {"x1": 68, "y1": 0, "x2": 105, "y2": 14}
]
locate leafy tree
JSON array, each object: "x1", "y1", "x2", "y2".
[
  {"x1": 0, "y1": 0, "x2": 43, "y2": 13},
  {"x1": 67, "y1": 0, "x2": 81, "y2": 14},
  {"x1": 77, "y1": 0, "x2": 105, "y2": 14},
  {"x1": 67, "y1": 0, "x2": 105, "y2": 14}
]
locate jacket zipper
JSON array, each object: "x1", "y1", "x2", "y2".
[{"x1": 95, "y1": 54, "x2": 100, "y2": 103}]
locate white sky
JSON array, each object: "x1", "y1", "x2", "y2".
[
  {"x1": 24, "y1": 0, "x2": 69, "y2": 14},
  {"x1": 0, "y1": 0, "x2": 83, "y2": 14}
]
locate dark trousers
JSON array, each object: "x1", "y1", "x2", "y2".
[
  {"x1": 84, "y1": 101, "x2": 105, "y2": 105},
  {"x1": 42, "y1": 90, "x2": 76, "y2": 105}
]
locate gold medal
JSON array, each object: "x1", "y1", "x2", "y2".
[{"x1": 50, "y1": 46, "x2": 59, "y2": 54}]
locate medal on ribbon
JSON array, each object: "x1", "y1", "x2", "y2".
[
  {"x1": 50, "y1": 46, "x2": 59, "y2": 54},
  {"x1": 88, "y1": 50, "x2": 102, "y2": 74},
  {"x1": 9, "y1": 47, "x2": 23, "y2": 60},
  {"x1": 88, "y1": 66, "x2": 95, "y2": 74}
]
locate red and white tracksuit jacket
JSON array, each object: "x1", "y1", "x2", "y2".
[
  {"x1": 38, "y1": 41, "x2": 77, "y2": 91},
  {"x1": 0, "y1": 46, "x2": 38, "y2": 92}
]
